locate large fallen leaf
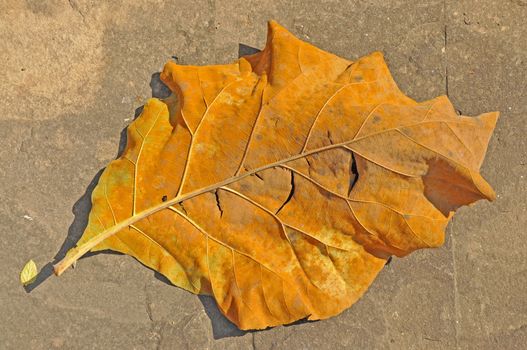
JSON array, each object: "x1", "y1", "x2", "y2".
[{"x1": 53, "y1": 21, "x2": 498, "y2": 330}]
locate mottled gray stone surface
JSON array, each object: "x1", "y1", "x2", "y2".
[{"x1": 1, "y1": 0, "x2": 525, "y2": 349}]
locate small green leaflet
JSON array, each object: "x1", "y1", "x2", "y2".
[{"x1": 20, "y1": 260, "x2": 38, "y2": 286}]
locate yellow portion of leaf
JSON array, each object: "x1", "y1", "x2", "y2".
[
  {"x1": 20, "y1": 259, "x2": 37, "y2": 286},
  {"x1": 70, "y1": 21, "x2": 498, "y2": 330}
]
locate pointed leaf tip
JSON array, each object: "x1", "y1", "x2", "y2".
[{"x1": 20, "y1": 259, "x2": 38, "y2": 286}]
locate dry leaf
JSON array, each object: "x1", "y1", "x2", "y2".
[
  {"x1": 53, "y1": 21, "x2": 498, "y2": 330},
  {"x1": 20, "y1": 260, "x2": 38, "y2": 286}
]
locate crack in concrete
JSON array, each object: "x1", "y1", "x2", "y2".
[
  {"x1": 144, "y1": 283, "x2": 154, "y2": 322},
  {"x1": 68, "y1": 0, "x2": 86, "y2": 23},
  {"x1": 17, "y1": 126, "x2": 34, "y2": 154},
  {"x1": 444, "y1": 24, "x2": 449, "y2": 97},
  {"x1": 143, "y1": 283, "x2": 162, "y2": 350},
  {"x1": 443, "y1": 4, "x2": 459, "y2": 349},
  {"x1": 443, "y1": 0, "x2": 449, "y2": 97},
  {"x1": 451, "y1": 218, "x2": 461, "y2": 350},
  {"x1": 155, "y1": 324, "x2": 163, "y2": 350}
]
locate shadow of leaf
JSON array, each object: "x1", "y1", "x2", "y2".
[
  {"x1": 150, "y1": 72, "x2": 172, "y2": 99},
  {"x1": 198, "y1": 295, "x2": 249, "y2": 339},
  {"x1": 238, "y1": 43, "x2": 261, "y2": 57},
  {"x1": 24, "y1": 133, "x2": 128, "y2": 293},
  {"x1": 24, "y1": 92, "x2": 146, "y2": 293},
  {"x1": 26, "y1": 72, "x2": 170, "y2": 294},
  {"x1": 152, "y1": 272, "x2": 249, "y2": 339}
]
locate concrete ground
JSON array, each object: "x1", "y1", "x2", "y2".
[{"x1": 1, "y1": 0, "x2": 525, "y2": 349}]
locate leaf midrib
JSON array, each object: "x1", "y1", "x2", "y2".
[{"x1": 54, "y1": 107, "x2": 476, "y2": 275}]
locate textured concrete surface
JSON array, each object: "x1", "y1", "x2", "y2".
[{"x1": 1, "y1": 0, "x2": 525, "y2": 349}]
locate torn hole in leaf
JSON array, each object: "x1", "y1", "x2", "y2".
[
  {"x1": 275, "y1": 170, "x2": 295, "y2": 215},
  {"x1": 327, "y1": 130, "x2": 334, "y2": 144},
  {"x1": 348, "y1": 152, "x2": 359, "y2": 196},
  {"x1": 214, "y1": 190, "x2": 224, "y2": 218},
  {"x1": 305, "y1": 156, "x2": 313, "y2": 178},
  {"x1": 177, "y1": 202, "x2": 188, "y2": 216}
]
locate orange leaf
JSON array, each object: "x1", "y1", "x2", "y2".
[{"x1": 54, "y1": 21, "x2": 498, "y2": 330}]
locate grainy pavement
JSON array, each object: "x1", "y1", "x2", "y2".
[{"x1": 1, "y1": 0, "x2": 525, "y2": 349}]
